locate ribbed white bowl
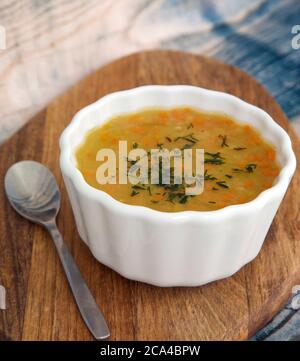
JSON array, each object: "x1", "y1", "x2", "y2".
[{"x1": 59, "y1": 85, "x2": 296, "y2": 287}]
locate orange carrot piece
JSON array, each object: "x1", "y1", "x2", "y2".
[
  {"x1": 244, "y1": 180, "x2": 254, "y2": 188},
  {"x1": 132, "y1": 126, "x2": 146, "y2": 134},
  {"x1": 267, "y1": 149, "x2": 276, "y2": 161}
]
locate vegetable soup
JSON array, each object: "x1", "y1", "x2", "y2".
[{"x1": 75, "y1": 107, "x2": 280, "y2": 212}]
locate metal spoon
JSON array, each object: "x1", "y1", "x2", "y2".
[{"x1": 4, "y1": 160, "x2": 110, "y2": 340}]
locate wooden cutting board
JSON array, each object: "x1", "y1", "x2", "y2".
[{"x1": 0, "y1": 50, "x2": 299, "y2": 341}]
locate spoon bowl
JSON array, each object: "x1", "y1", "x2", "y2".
[{"x1": 5, "y1": 161, "x2": 60, "y2": 224}]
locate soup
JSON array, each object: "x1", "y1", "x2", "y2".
[{"x1": 75, "y1": 107, "x2": 280, "y2": 212}]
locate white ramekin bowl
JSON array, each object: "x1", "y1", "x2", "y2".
[{"x1": 59, "y1": 85, "x2": 296, "y2": 287}]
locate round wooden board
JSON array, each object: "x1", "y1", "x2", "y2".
[{"x1": 0, "y1": 50, "x2": 299, "y2": 341}]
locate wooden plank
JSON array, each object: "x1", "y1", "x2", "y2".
[{"x1": 0, "y1": 50, "x2": 299, "y2": 340}]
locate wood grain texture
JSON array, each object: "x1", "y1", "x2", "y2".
[
  {"x1": 0, "y1": 50, "x2": 299, "y2": 341},
  {"x1": 0, "y1": 0, "x2": 299, "y2": 144}
]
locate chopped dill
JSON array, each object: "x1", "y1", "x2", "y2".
[
  {"x1": 204, "y1": 170, "x2": 217, "y2": 181},
  {"x1": 218, "y1": 134, "x2": 229, "y2": 147},
  {"x1": 181, "y1": 143, "x2": 193, "y2": 150},
  {"x1": 175, "y1": 133, "x2": 198, "y2": 144},
  {"x1": 245, "y1": 164, "x2": 257, "y2": 173},
  {"x1": 205, "y1": 152, "x2": 225, "y2": 165},
  {"x1": 216, "y1": 181, "x2": 229, "y2": 189}
]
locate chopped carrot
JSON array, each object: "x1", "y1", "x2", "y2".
[
  {"x1": 221, "y1": 192, "x2": 236, "y2": 200},
  {"x1": 244, "y1": 125, "x2": 252, "y2": 132},
  {"x1": 83, "y1": 170, "x2": 93, "y2": 177},
  {"x1": 261, "y1": 169, "x2": 279, "y2": 177},
  {"x1": 248, "y1": 155, "x2": 263, "y2": 162},
  {"x1": 244, "y1": 180, "x2": 254, "y2": 188},
  {"x1": 156, "y1": 112, "x2": 168, "y2": 124},
  {"x1": 267, "y1": 150, "x2": 276, "y2": 161},
  {"x1": 132, "y1": 126, "x2": 146, "y2": 134},
  {"x1": 263, "y1": 181, "x2": 273, "y2": 188}
]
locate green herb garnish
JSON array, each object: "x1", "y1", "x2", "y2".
[
  {"x1": 205, "y1": 159, "x2": 224, "y2": 165},
  {"x1": 129, "y1": 142, "x2": 200, "y2": 205},
  {"x1": 127, "y1": 157, "x2": 138, "y2": 166},
  {"x1": 132, "y1": 184, "x2": 147, "y2": 190},
  {"x1": 181, "y1": 143, "x2": 193, "y2": 150},
  {"x1": 218, "y1": 134, "x2": 229, "y2": 147},
  {"x1": 216, "y1": 181, "x2": 229, "y2": 189},
  {"x1": 232, "y1": 168, "x2": 243, "y2": 173},
  {"x1": 205, "y1": 152, "x2": 225, "y2": 165},
  {"x1": 165, "y1": 136, "x2": 172, "y2": 143},
  {"x1": 175, "y1": 133, "x2": 198, "y2": 144},
  {"x1": 204, "y1": 170, "x2": 217, "y2": 181},
  {"x1": 225, "y1": 174, "x2": 232, "y2": 179},
  {"x1": 232, "y1": 163, "x2": 257, "y2": 173},
  {"x1": 205, "y1": 152, "x2": 223, "y2": 158},
  {"x1": 233, "y1": 164, "x2": 257, "y2": 173},
  {"x1": 132, "y1": 142, "x2": 138, "y2": 149},
  {"x1": 233, "y1": 147, "x2": 247, "y2": 151},
  {"x1": 166, "y1": 193, "x2": 177, "y2": 203},
  {"x1": 245, "y1": 164, "x2": 257, "y2": 173},
  {"x1": 179, "y1": 195, "x2": 189, "y2": 204}
]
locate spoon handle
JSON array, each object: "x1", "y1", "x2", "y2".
[{"x1": 46, "y1": 222, "x2": 110, "y2": 340}]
